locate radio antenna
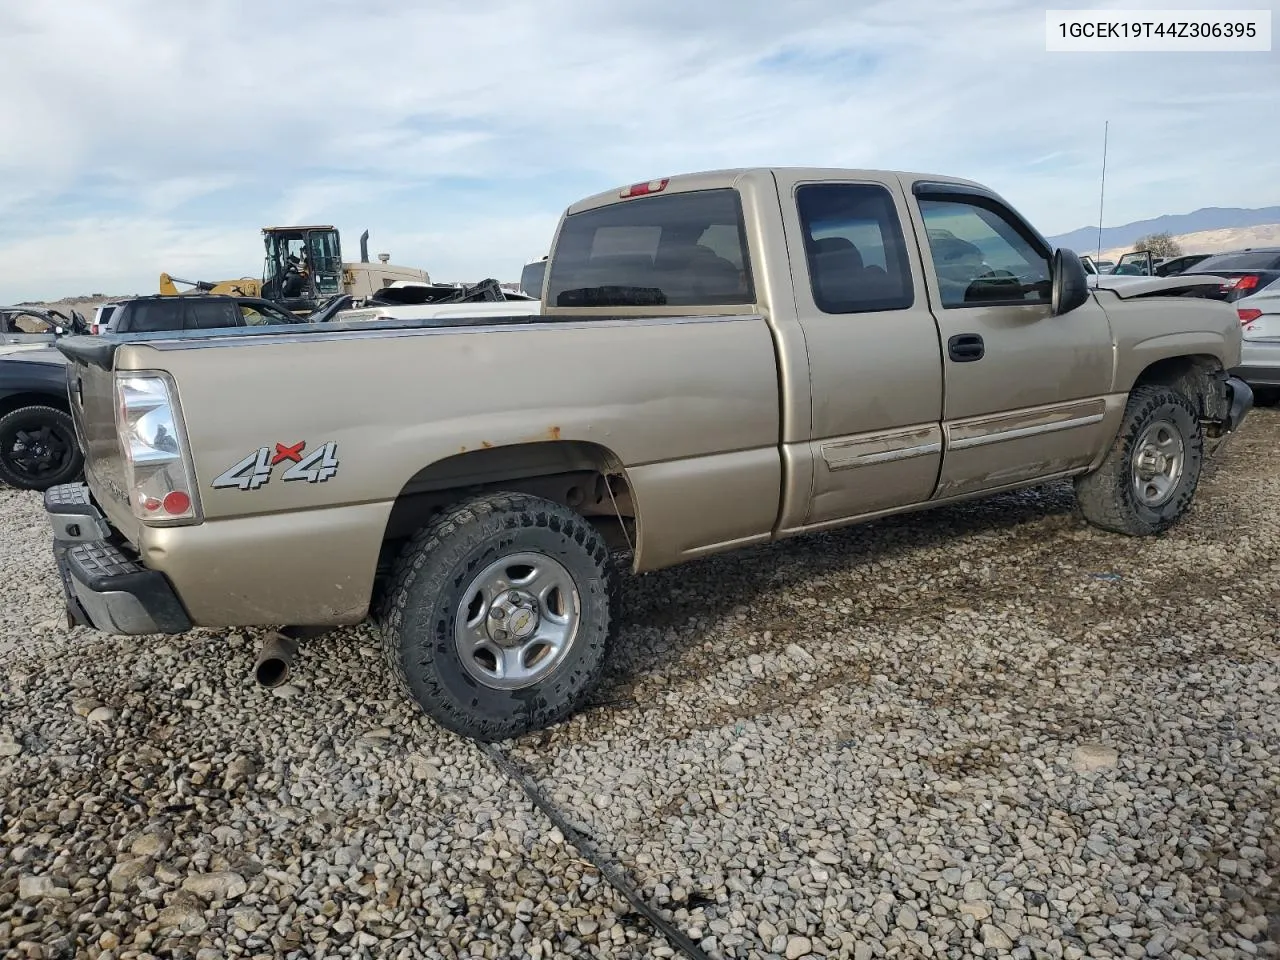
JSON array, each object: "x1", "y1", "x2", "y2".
[{"x1": 1096, "y1": 120, "x2": 1109, "y2": 266}]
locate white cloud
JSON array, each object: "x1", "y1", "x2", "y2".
[
  {"x1": 0, "y1": 219, "x2": 256, "y2": 299},
  {"x1": 0, "y1": 0, "x2": 1275, "y2": 299}
]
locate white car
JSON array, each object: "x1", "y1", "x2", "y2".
[
  {"x1": 89, "y1": 302, "x2": 123, "y2": 335},
  {"x1": 1233, "y1": 276, "x2": 1280, "y2": 393}
]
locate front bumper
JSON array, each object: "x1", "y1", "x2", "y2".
[
  {"x1": 1223, "y1": 374, "x2": 1254, "y2": 431},
  {"x1": 45, "y1": 482, "x2": 191, "y2": 635}
]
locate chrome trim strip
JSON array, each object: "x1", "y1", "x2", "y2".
[
  {"x1": 136, "y1": 312, "x2": 764, "y2": 353},
  {"x1": 824, "y1": 440, "x2": 942, "y2": 470},
  {"x1": 820, "y1": 425, "x2": 943, "y2": 471},
  {"x1": 948, "y1": 411, "x2": 1106, "y2": 450}
]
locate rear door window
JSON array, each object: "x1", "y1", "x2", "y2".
[
  {"x1": 546, "y1": 188, "x2": 754, "y2": 308},
  {"x1": 121, "y1": 300, "x2": 186, "y2": 332},
  {"x1": 185, "y1": 300, "x2": 242, "y2": 329},
  {"x1": 795, "y1": 183, "x2": 915, "y2": 314}
]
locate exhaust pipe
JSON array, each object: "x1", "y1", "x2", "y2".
[
  {"x1": 254, "y1": 631, "x2": 298, "y2": 688},
  {"x1": 359, "y1": 229, "x2": 370, "y2": 263}
]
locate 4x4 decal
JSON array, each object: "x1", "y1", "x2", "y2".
[{"x1": 212, "y1": 441, "x2": 340, "y2": 491}]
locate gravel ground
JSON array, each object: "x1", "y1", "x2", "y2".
[{"x1": 2, "y1": 406, "x2": 1278, "y2": 960}]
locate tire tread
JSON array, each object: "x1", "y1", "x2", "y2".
[
  {"x1": 1074, "y1": 384, "x2": 1203, "y2": 536},
  {"x1": 374, "y1": 492, "x2": 612, "y2": 741}
]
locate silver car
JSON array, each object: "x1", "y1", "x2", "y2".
[
  {"x1": 0, "y1": 306, "x2": 84, "y2": 345},
  {"x1": 1233, "y1": 276, "x2": 1280, "y2": 394}
]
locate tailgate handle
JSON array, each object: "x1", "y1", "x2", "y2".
[{"x1": 947, "y1": 333, "x2": 985, "y2": 363}]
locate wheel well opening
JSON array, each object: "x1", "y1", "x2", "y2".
[
  {"x1": 374, "y1": 441, "x2": 638, "y2": 593},
  {"x1": 0, "y1": 393, "x2": 70, "y2": 420},
  {"x1": 1132, "y1": 354, "x2": 1226, "y2": 420}
]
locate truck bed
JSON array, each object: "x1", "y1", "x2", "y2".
[
  {"x1": 56, "y1": 312, "x2": 609, "y2": 370},
  {"x1": 60, "y1": 310, "x2": 785, "y2": 625}
]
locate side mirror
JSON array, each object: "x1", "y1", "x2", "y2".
[{"x1": 1052, "y1": 248, "x2": 1090, "y2": 315}]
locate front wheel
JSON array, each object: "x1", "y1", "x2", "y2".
[
  {"x1": 0, "y1": 405, "x2": 84, "y2": 491},
  {"x1": 1074, "y1": 384, "x2": 1203, "y2": 536},
  {"x1": 377, "y1": 492, "x2": 614, "y2": 741}
]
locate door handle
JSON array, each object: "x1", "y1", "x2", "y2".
[{"x1": 947, "y1": 333, "x2": 985, "y2": 362}]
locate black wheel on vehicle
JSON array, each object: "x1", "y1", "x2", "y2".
[
  {"x1": 377, "y1": 492, "x2": 614, "y2": 742},
  {"x1": 1074, "y1": 384, "x2": 1203, "y2": 536},
  {"x1": 0, "y1": 405, "x2": 84, "y2": 492}
]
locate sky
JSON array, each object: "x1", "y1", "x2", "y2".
[{"x1": 1, "y1": 0, "x2": 1276, "y2": 301}]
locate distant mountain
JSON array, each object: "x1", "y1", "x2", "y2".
[{"x1": 1048, "y1": 206, "x2": 1280, "y2": 253}]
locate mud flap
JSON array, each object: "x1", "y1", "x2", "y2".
[{"x1": 52, "y1": 543, "x2": 92, "y2": 629}]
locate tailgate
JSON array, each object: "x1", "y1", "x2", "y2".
[{"x1": 60, "y1": 339, "x2": 143, "y2": 545}]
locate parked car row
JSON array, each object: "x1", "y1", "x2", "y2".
[
  {"x1": 0, "y1": 280, "x2": 543, "y2": 490},
  {"x1": 1106, "y1": 251, "x2": 1214, "y2": 277},
  {"x1": 1095, "y1": 245, "x2": 1280, "y2": 304}
]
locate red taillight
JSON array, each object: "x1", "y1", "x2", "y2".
[
  {"x1": 115, "y1": 374, "x2": 199, "y2": 524},
  {"x1": 162, "y1": 490, "x2": 191, "y2": 515},
  {"x1": 141, "y1": 491, "x2": 191, "y2": 517},
  {"x1": 620, "y1": 178, "x2": 669, "y2": 199},
  {"x1": 1238, "y1": 308, "x2": 1263, "y2": 325},
  {"x1": 1224, "y1": 275, "x2": 1260, "y2": 292}
]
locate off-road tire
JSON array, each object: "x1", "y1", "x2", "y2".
[
  {"x1": 0, "y1": 405, "x2": 84, "y2": 491},
  {"x1": 1074, "y1": 384, "x2": 1203, "y2": 536},
  {"x1": 376, "y1": 492, "x2": 613, "y2": 742}
]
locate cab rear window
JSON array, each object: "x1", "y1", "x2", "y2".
[{"x1": 546, "y1": 188, "x2": 754, "y2": 308}]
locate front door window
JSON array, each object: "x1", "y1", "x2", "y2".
[{"x1": 918, "y1": 198, "x2": 1052, "y2": 307}]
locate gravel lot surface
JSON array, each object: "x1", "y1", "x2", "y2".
[{"x1": 2, "y1": 407, "x2": 1278, "y2": 960}]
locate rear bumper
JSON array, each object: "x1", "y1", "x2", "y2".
[
  {"x1": 1232, "y1": 339, "x2": 1280, "y2": 388},
  {"x1": 45, "y1": 482, "x2": 191, "y2": 635}
]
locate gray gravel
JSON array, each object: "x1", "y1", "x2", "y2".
[{"x1": 3, "y1": 405, "x2": 1279, "y2": 959}]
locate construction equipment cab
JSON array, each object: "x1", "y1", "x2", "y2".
[{"x1": 258, "y1": 226, "x2": 343, "y2": 311}]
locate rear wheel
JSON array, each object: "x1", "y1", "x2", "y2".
[
  {"x1": 1074, "y1": 384, "x2": 1203, "y2": 536},
  {"x1": 377, "y1": 492, "x2": 614, "y2": 742},
  {"x1": 0, "y1": 405, "x2": 84, "y2": 491}
]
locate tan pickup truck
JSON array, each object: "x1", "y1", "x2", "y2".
[{"x1": 46, "y1": 167, "x2": 1253, "y2": 741}]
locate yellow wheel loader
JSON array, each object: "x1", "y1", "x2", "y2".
[{"x1": 159, "y1": 227, "x2": 430, "y2": 315}]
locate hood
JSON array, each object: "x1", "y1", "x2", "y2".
[
  {"x1": 0, "y1": 345, "x2": 67, "y2": 365},
  {"x1": 0, "y1": 341, "x2": 54, "y2": 359},
  {"x1": 1088, "y1": 274, "x2": 1226, "y2": 299}
]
